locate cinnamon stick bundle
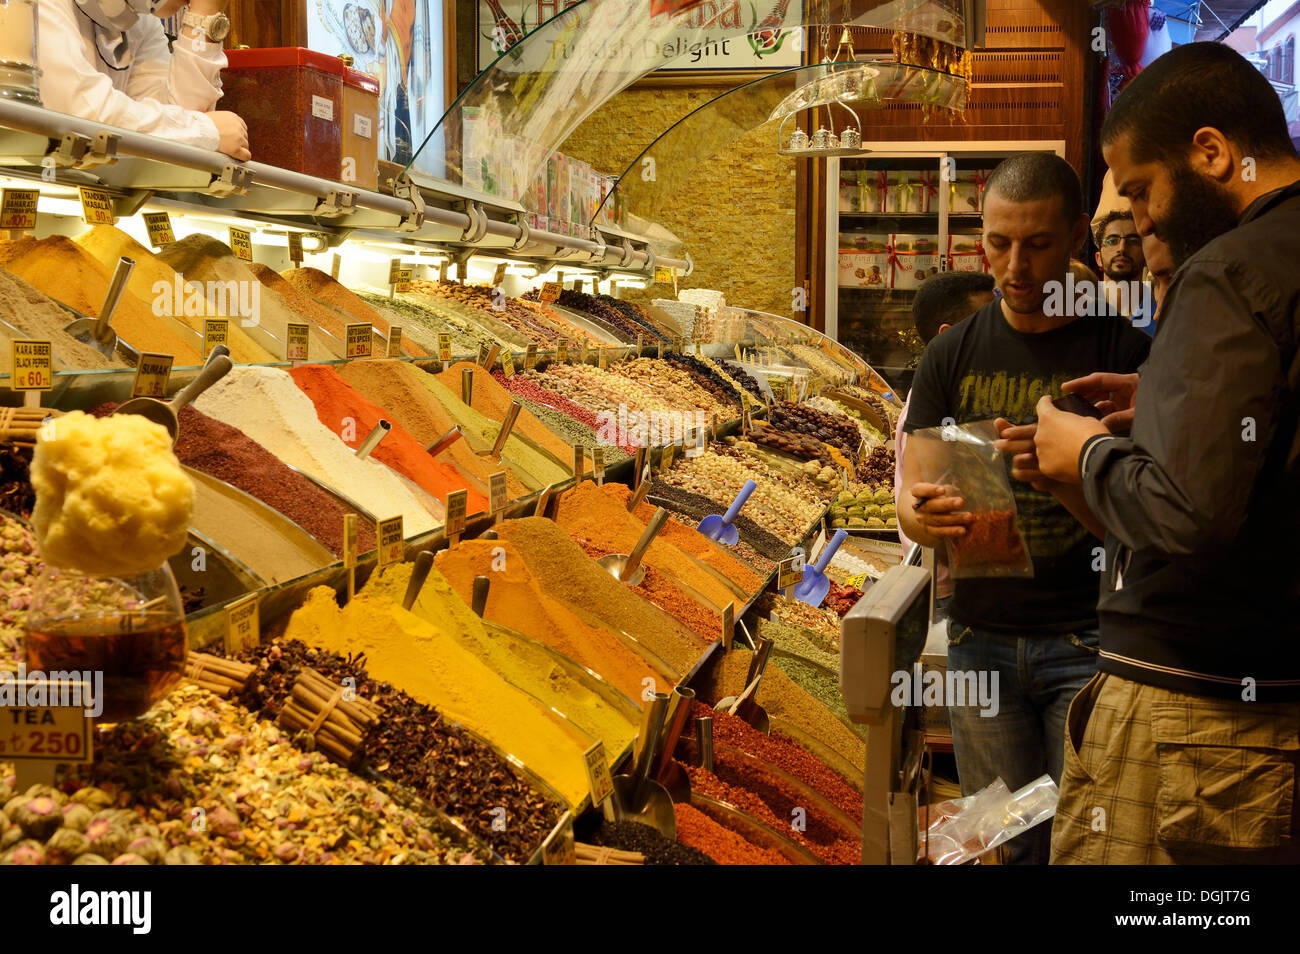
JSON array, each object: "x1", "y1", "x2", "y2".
[
  {"x1": 0, "y1": 407, "x2": 63, "y2": 446},
  {"x1": 276, "y1": 667, "x2": 383, "y2": 766},
  {"x1": 185, "y1": 652, "x2": 255, "y2": 698},
  {"x1": 574, "y1": 843, "x2": 644, "y2": 865}
]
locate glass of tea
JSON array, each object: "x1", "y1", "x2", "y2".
[{"x1": 24, "y1": 563, "x2": 188, "y2": 724}]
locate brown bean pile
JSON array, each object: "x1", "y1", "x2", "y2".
[{"x1": 770, "y1": 402, "x2": 861, "y2": 457}]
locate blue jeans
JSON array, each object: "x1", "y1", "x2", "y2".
[{"x1": 945, "y1": 623, "x2": 1099, "y2": 865}]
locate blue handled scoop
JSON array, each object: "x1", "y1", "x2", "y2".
[
  {"x1": 794, "y1": 529, "x2": 849, "y2": 607},
  {"x1": 697, "y1": 479, "x2": 757, "y2": 546}
]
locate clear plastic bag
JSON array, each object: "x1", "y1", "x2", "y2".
[
  {"x1": 909, "y1": 419, "x2": 1033, "y2": 578},
  {"x1": 918, "y1": 774, "x2": 1059, "y2": 865}
]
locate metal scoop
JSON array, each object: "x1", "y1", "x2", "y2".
[
  {"x1": 112, "y1": 345, "x2": 232, "y2": 443},
  {"x1": 471, "y1": 575, "x2": 490, "y2": 617},
  {"x1": 400, "y1": 551, "x2": 435, "y2": 610},
  {"x1": 426, "y1": 425, "x2": 463, "y2": 457},
  {"x1": 612, "y1": 692, "x2": 676, "y2": 838},
  {"x1": 716, "y1": 636, "x2": 773, "y2": 733},
  {"x1": 793, "y1": 528, "x2": 849, "y2": 608},
  {"x1": 697, "y1": 479, "x2": 756, "y2": 546},
  {"x1": 354, "y1": 420, "x2": 392, "y2": 460},
  {"x1": 597, "y1": 506, "x2": 669, "y2": 586},
  {"x1": 653, "y1": 686, "x2": 695, "y2": 803},
  {"x1": 476, "y1": 400, "x2": 522, "y2": 459},
  {"x1": 63, "y1": 255, "x2": 133, "y2": 360}
]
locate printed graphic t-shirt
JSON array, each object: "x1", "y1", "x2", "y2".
[{"x1": 903, "y1": 300, "x2": 1151, "y2": 633}]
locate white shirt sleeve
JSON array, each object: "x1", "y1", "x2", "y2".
[{"x1": 37, "y1": 0, "x2": 225, "y2": 152}]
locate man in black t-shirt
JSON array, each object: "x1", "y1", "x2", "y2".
[{"x1": 897, "y1": 153, "x2": 1150, "y2": 864}]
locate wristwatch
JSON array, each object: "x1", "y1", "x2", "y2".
[{"x1": 181, "y1": 8, "x2": 231, "y2": 43}]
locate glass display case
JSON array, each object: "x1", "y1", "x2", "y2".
[{"x1": 823, "y1": 142, "x2": 1064, "y2": 393}]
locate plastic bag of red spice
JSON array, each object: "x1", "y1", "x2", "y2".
[{"x1": 909, "y1": 419, "x2": 1033, "y2": 579}]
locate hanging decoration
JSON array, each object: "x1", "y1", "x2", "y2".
[{"x1": 889, "y1": 31, "x2": 973, "y2": 123}]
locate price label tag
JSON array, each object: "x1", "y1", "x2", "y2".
[
  {"x1": 493, "y1": 262, "x2": 507, "y2": 286},
  {"x1": 540, "y1": 281, "x2": 561, "y2": 303},
  {"x1": 437, "y1": 332, "x2": 452, "y2": 362},
  {"x1": 844, "y1": 572, "x2": 870, "y2": 590},
  {"x1": 394, "y1": 268, "x2": 412, "y2": 293},
  {"x1": 330, "y1": 253, "x2": 341, "y2": 279},
  {"x1": 77, "y1": 186, "x2": 115, "y2": 225},
  {"x1": 477, "y1": 341, "x2": 490, "y2": 367},
  {"x1": 501, "y1": 348, "x2": 516, "y2": 377},
  {"x1": 228, "y1": 227, "x2": 253, "y2": 263},
  {"x1": 573, "y1": 278, "x2": 584, "y2": 295},
  {"x1": 573, "y1": 444, "x2": 584, "y2": 480},
  {"x1": 224, "y1": 593, "x2": 260, "y2": 653},
  {"x1": 598, "y1": 348, "x2": 608, "y2": 370},
  {"x1": 0, "y1": 677, "x2": 93, "y2": 767},
  {"x1": 386, "y1": 327, "x2": 403, "y2": 357},
  {"x1": 287, "y1": 231, "x2": 304, "y2": 264},
  {"x1": 203, "y1": 318, "x2": 228, "y2": 359},
  {"x1": 439, "y1": 260, "x2": 450, "y2": 283},
  {"x1": 657, "y1": 339, "x2": 664, "y2": 360},
  {"x1": 377, "y1": 515, "x2": 404, "y2": 567},
  {"x1": 525, "y1": 344, "x2": 537, "y2": 370},
  {"x1": 541, "y1": 812, "x2": 576, "y2": 865},
  {"x1": 734, "y1": 343, "x2": 743, "y2": 362},
  {"x1": 661, "y1": 443, "x2": 676, "y2": 473},
  {"x1": 557, "y1": 339, "x2": 569, "y2": 363},
  {"x1": 131, "y1": 352, "x2": 173, "y2": 398},
  {"x1": 286, "y1": 323, "x2": 310, "y2": 361},
  {"x1": 388, "y1": 257, "x2": 403, "y2": 285},
  {"x1": 445, "y1": 489, "x2": 468, "y2": 538},
  {"x1": 141, "y1": 211, "x2": 174, "y2": 247},
  {"x1": 489, "y1": 471, "x2": 508, "y2": 515},
  {"x1": 453, "y1": 259, "x2": 466, "y2": 283},
  {"x1": 10, "y1": 340, "x2": 51, "y2": 391},
  {"x1": 654, "y1": 265, "x2": 673, "y2": 284},
  {"x1": 722, "y1": 601, "x2": 735, "y2": 650},
  {"x1": 777, "y1": 556, "x2": 802, "y2": 590},
  {"x1": 635, "y1": 335, "x2": 643, "y2": 356},
  {"x1": 592, "y1": 446, "x2": 605, "y2": 484},
  {"x1": 0, "y1": 188, "x2": 39, "y2": 230},
  {"x1": 483, "y1": 344, "x2": 500, "y2": 370},
  {"x1": 346, "y1": 323, "x2": 372, "y2": 359},
  {"x1": 583, "y1": 741, "x2": 614, "y2": 806},
  {"x1": 343, "y1": 513, "x2": 358, "y2": 569}
]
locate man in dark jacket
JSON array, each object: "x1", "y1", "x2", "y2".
[{"x1": 1034, "y1": 43, "x2": 1300, "y2": 864}]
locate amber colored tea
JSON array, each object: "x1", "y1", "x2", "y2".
[{"x1": 25, "y1": 615, "x2": 187, "y2": 723}]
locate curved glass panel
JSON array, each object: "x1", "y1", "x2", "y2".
[
  {"x1": 599, "y1": 61, "x2": 963, "y2": 228},
  {"x1": 408, "y1": 0, "x2": 967, "y2": 203}
]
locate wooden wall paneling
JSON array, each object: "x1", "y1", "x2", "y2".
[{"x1": 228, "y1": 0, "x2": 304, "y2": 49}]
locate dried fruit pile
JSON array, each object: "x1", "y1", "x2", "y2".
[
  {"x1": 770, "y1": 401, "x2": 861, "y2": 458},
  {"x1": 1, "y1": 683, "x2": 490, "y2": 865},
  {"x1": 236, "y1": 640, "x2": 561, "y2": 863}
]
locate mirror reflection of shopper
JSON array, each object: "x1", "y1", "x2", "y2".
[
  {"x1": 39, "y1": 0, "x2": 249, "y2": 160},
  {"x1": 1093, "y1": 211, "x2": 1154, "y2": 333},
  {"x1": 898, "y1": 154, "x2": 1151, "y2": 864},
  {"x1": 1033, "y1": 43, "x2": 1300, "y2": 865},
  {"x1": 892, "y1": 270, "x2": 994, "y2": 665}
]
